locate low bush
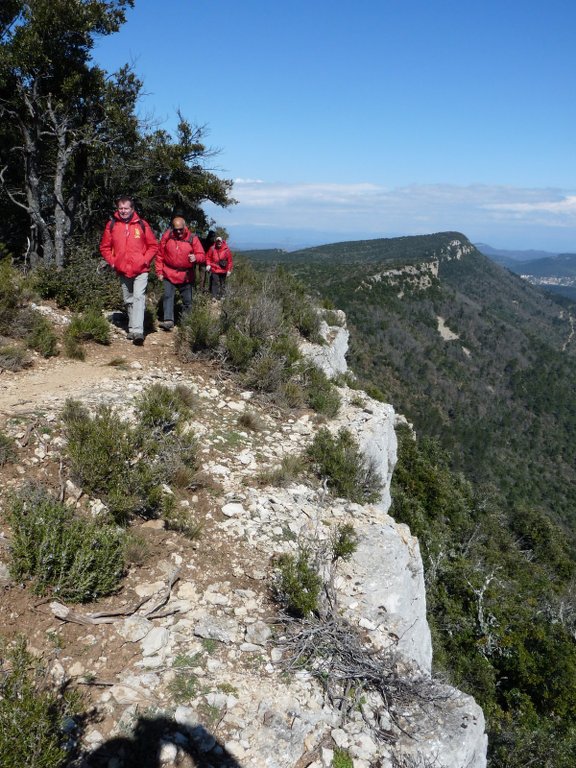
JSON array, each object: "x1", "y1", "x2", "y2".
[
  {"x1": 0, "y1": 637, "x2": 82, "y2": 768},
  {"x1": 276, "y1": 547, "x2": 322, "y2": 617},
  {"x1": 134, "y1": 383, "x2": 194, "y2": 432},
  {"x1": 306, "y1": 427, "x2": 382, "y2": 503},
  {"x1": 331, "y1": 523, "x2": 358, "y2": 562},
  {"x1": 34, "y1": 246, "x2": 121, "y2": 312},
  {"x1": 255, "y1": 454, "x2": 307, "y2": 488},
  {"x1": 62, "y1": 391, "x2": 198, "y2": 524},
  {"x1": 244, "y1": 344, "x2": 293, "y2": 393},
  {"x1": 63, "y1": 310, "x2": 111, "y2": 360},
  {"x1": 223, "y1": 327, "x2": 259, "y2": 370},
  {"x1": 267, "y1": 266, "x2": 322, "y2": 341},
  {"x1": 15, "y1": 307, "x2": 58, "y2": 358},
  {"x1": 176, "y1": 293, "x2": 220, "y2": 356},
  {"x1": 0, "y1": 343, "x2": 32, "y2": 371},
  {"x1": 62, "y1": 400, "x2": 139, "y2": 521},
  {"x1": 299, "y1": 363, "x2": 341, "y2": 417},
  {"x1": 364, "y1": 383, "x2": 387, "y2": 402},
  {"x1": 237, "y1": 410, "x2": 266, "y2": 431},
  {"x1": 0, "y1": 430, "x2": 16, "y2": 466},
  {"x1": 8, "y1": 487, "x2": 126, "y2": 602}
]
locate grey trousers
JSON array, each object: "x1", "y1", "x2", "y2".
[{"x1": 120, "y1": 272, "x2": 148, "y2": 335}]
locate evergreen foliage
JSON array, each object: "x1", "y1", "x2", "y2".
[
  {"x1": 0, "y1": 637, "x2": 82, "y2": 768},
  {"x1": 62, "y1": 389, "x2": 198, "y2": 524},
  {"x1": 391, "y1": 428, "x2": 576, "y2": 768},
  {"x1": 306, "y1": 427, "x2": 382, "y2": 503},
  {"x1": 8, "y1": 487, "x2": 126, "y2": 602}
]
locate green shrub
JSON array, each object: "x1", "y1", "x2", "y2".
[
  {"x1": 34, "y1": 246, "x2": 121, "y2": 312},
  {"x1": 162, "y1": 503, "x2": 203, "y2": 540},
  {"x1": 299, "y1": 363, "x2": 341, "y2": 417},
  {"x1": 62, "y1": 400, "x2": 139, "y2": 519},
  {"x1": 224, "y1": 326, "x2": 259, "y2": 370},
  {"x1": 62, "y1": 394, "x2": 198, "y2": 523},
  {"x1": 0, "y1": 637, "x2": 81, "y2": 768},
  {"x1": 15, "y1": 307, "x2": 58, "y2": 358},
  {"x1": 8, "y1": 488, "x2": 126, "y2": 602},
  {"x1": 64, "y1": 310, "x2": 111, "y2": 350},
  {"x1": 223, "y1": 280, "x2": 284, "y2": 342},
  {"x1": 364, "y1": 383, "x2": 387, "y2": 402},
  {"x1": 255, "y1": 454, "x2": 307, "y2": 488},
  {"x1": 279, "y1": 378, "x2": 306, "y2": 409},
  {"x1": 244, "y1": 345, "x2": 292, "y2": 393},
  {"x1": 63, "y1": 334, "x2": 85, "y2": 360},
  {"x1": 176, "y1": 293, "x2": 220, "y2": 356},
  {"x1": 237, "y1": 410, "x2": 266, "y2": 431},
  {"x1": 0, "y1": 430, "x2": 16, "y2": 466},
  {"x1": 332, "y1": 747, "x2": 353, "y2": 768},
  {"x1": 322, "y1": 309, "x2": 345, "y2": 327},
  {"x1": 0, "y1": 343, "x2": 32, "y2": 371},
  {"x1": 155, "y1": 430, "x2": 199, "y2": 488},
  {"x1": 306, "y1": 427, "x2": 382, "y2": 503},
  {"x1": 331, "y1": 523, "x2": 358, "y2": 562},
  {"x1": 267, "y1": 266, "x2": 322, "y2": 341},
  {"x1": 276, "y1": 548, "x2": 322, "y2": 617},
  {"x1": 134, "y1": 383, "x2": 193, "y2": 432}
]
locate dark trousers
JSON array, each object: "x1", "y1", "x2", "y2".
[
  {"x1": 163, "y1": 280, "x2": 193, "y2": 323},
  {"x1": 210, "y1": 272, "x2": 227, "y2": 299}
]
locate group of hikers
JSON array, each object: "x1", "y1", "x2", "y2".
[{"x1": 99, "y1": 195, "x2": 233, "y2": 345}]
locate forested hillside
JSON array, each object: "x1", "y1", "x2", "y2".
[
  {"x1": 245, "y1": 233, "x2": 576, "y2": 532},
  {"x1": 242, "y1": 233, "x2": 576, "y2": 767}
]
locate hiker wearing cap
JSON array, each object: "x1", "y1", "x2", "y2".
[
  {"x1": 156, "y1": 217, "x2": 206, "y2": 330},
  {"x1": 206, "y1": 236, "x2": 233, "y2": 299},
  {"x1": 99, "y1": 195, "x2": 158, "y2": 345}
]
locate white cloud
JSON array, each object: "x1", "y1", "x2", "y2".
[{"x1": 206, "y1": 181, "x2": 576, "y2": 249}]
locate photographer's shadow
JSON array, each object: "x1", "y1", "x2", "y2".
[{"x1": 83, "y1": 714, "x2": 245, "y2": 768}]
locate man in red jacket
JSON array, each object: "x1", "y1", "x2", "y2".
[
  {"x1": 99, "y1": 195, "x2": 158, "y2": 345},
  {"x1": 206, "y1": 236, "x2": 233, "y2": 299},
  {"x1": 156, "y1": 216, "x2": 206, "y2": 330},
  {"x1": 100, "y1": 195, "x2": 158, "y2": 346}
]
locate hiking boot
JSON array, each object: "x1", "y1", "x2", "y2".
[
  {"x1": 158, "y1": 321, "x2": 174, "y2": 331},
  {"x1": 132, "y1": 334, "x2": 144, "y2": 346}
]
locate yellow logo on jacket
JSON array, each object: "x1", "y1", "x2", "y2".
[{"x1": 134, "y1": 229, "x2": 141, "y2": 238}]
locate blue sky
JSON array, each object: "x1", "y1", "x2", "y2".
[{"x1": 94, "y1": 0, "x2": 576, "y2": 250}]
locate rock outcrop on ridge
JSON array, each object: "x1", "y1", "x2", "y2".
[{"x1": 0, "y1": 307, "x2": 487, "y2": 768}]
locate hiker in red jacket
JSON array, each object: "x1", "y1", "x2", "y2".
[
  {"x1": 99, "y1": 195, "x2": 158, "y2": 345},
  {"x1": 206, "y1": 236, "x2": 233, "y2": 299},
  {"x1": 156, "y1": 217, "x2": 206, "y2": 330}
]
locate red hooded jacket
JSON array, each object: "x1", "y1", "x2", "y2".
[
  {"x1": 156, "y1": 228, "x2": 206, "y2": 285},
  {"x1": 99, "y1": 212, "x2": 158, "y2": 278},
  {"x1": 206, "y1": 240, "x2": 233, "y2": 275}
]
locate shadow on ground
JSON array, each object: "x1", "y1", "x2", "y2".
[{"x1": 81, "y1": 715, "x2": 245, "y2": 768}]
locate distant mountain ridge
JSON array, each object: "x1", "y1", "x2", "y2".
[{"x1": 475, "y1": 242, "x2": 560, "y2": 263}]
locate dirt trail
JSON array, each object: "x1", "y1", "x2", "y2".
[{"x1": 0, "y1": 325, "x2": 182, "y2": 418}]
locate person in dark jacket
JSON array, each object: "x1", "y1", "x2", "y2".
[
  {"x1": 99, "y1": 195, "x2": 158, "y2": 345},
  {"x1": 206, "y1": 236, "x2": 233, "y2": 299},
  {"x1": 156, "y1": 217, "x2": 206, "y2": 330}
]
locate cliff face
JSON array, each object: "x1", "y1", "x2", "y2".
[
  {"x1": 0, "y1": 306, "x2": 487, "y2": 768},
  {"x1": 297, "y1": 314, "x2": 487, "y2": 768}
]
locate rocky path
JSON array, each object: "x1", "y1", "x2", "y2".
[{"x1": 0, "y1": 308, "x2": 487, "y2": 768}]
